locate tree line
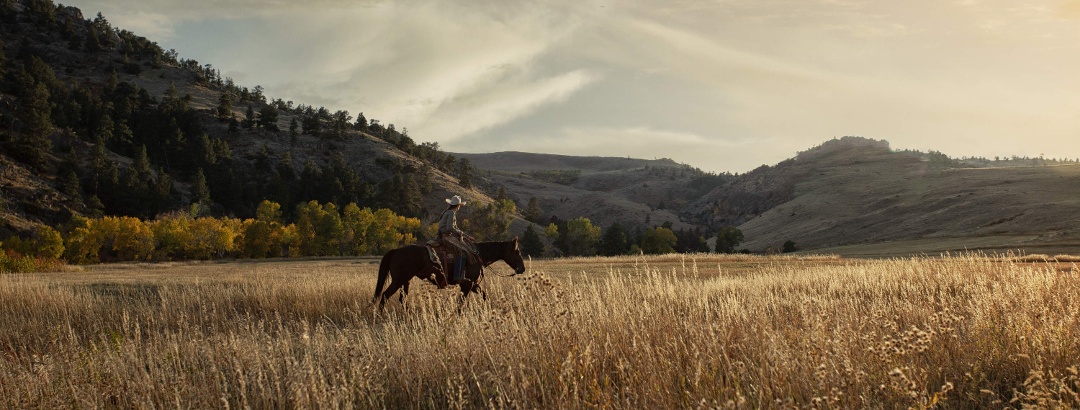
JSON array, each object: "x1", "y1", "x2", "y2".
[
  {"x1": 514, "y1": 195, "x2": 751, "y2": 259},
  {"x1": 1, "y1": 194, "x2": 782, "y2": 273},
  {"x1": 0, "y1": 200, "x2": 424, "y2": 266}
]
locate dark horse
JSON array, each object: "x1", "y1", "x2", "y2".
[{"x1": 372, "y1": 238, "x2": 527, "y2": 308}]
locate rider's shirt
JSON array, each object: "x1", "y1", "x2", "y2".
[{"x1": 438, "y1": 208, "x2": 464, "y2": 236}]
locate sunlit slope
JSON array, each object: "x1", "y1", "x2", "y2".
[{"x1": 736, "y1": 147, "x2": 1080, "y2": 253}]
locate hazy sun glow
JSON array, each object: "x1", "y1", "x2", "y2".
[{"x1": 63, "y1": 0, "x2": 1080, "y2": 172}]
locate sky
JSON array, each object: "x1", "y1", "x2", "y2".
[{"x1": 62, "y1": 0, "x2": 1080, "y2": 173}]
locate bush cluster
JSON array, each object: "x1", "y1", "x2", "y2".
[
  {"x1": 61, "y1": 200, "x2": 421, "y2": 264},
  {"x1": 0, "y1": 225, "x2": 67, "y2": 273},
  {"x1": 0, "y1": 199, "x2": 423, "y2": 271},
  {"x1": 0, "y1": 249, "x2": 65, "y2": 273}
]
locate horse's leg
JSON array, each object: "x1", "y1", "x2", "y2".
[{"x1": 380, "y1": 279, "x2": 404, "y2": 308}]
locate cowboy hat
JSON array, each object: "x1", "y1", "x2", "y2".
[{"x1": 445, "y1": 195, "x2": 466, "y2": 206}]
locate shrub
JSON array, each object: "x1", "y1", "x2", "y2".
[
  {"x1": 782, "y1": 240, "x2": 798, "y2": 253},
  {"x1": 0, "y1": 225, "x2": 64, "y2": 259},
  {"x1": 0, "y1": 249, "x2": 65, "y2": 273},
  {"x1": 714, "y1": 226, "x2": 744, "y2": 253},
  {"x1": 640, "y1": 226, "x2": 677, "y2": 254}
]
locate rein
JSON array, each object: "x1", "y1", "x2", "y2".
[{"x1": 485, "y1": 263, "x2": 520, "y2": 278}]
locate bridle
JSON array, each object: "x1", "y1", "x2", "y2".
[{"x1": 479, "y1": 245, "x2": 525, "y2": 278}]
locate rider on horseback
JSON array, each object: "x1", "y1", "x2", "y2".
[{"x1": 437, "y1": 195, "x2": 480, "y2": 284}]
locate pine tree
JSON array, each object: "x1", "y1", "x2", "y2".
[
  {"x1": 216, "y1": 92, "x2": 233, "y2": 121},
  {"x1": 457, "y1": 158, "x2": 474, "y2": 188},
  {"x1": 301, "y1": 113, "x2": 320, "y2": 136},
  {"x1": 164, "y1": 82, "x2": 179, "y2": 102},
  {"x1": 380, "y1": 172, "x2": 422, "y2": 217},
  {"x1": 242, "y1": 105, "x2": 256, "y2": 129},
  {"x1": 92, "y1": 13, "x2": 114, "y2": 48},
  {"x1": 299, "y1": 159, "x2": 323, "y2": 203},
  {"x1": 598, "y1": 222, "x2": 629, "y2": 256},
  {"x1": 87, "y1": 137, "x2": 109, "y2": 193},
  {"x1": 288, "y1": 118, "x2": 299, "y2": 145},
  {"x1": 85, "y1": 195, "x2": 104, "y2": 217},
  {"x1": 193, "y1": 168, "x2": 211, "y2": 205},
  {"x1": 523, "y1": 197, "x2": 544, "y2": 223},
  {"x1": 354, "y1": 112, "x2": 367, "y2": 130},
  {"x1": 330, "y1": 110, "x2": 352, "y2": 139},
  {"x1": 59, "y1": 170, "x2": 82, "y2": 198},
  {"x1": 520, "y1": 225, "x2": 545, "y2": 258},
  {"x1": 257, "y1": 105, "x2": 279, "y2": 131},
  {"x1": 252, "y1": 85, "x2": 265, "y2": 103},
  {"x1": 133, "y1": 145, "x2": 152, "y2": 182},
  {"x1": 154, "y1": 168, "x2": 176, "y2": 212},
  {"x1": 11, "y1": 70, "x2": 53, "y2": 169},
  {"x1": 268, "y1": 154, "x2": 295, "y2": 208},
  {"x1": 84, "y1": 28, "x2": 103, "y2": 52}
]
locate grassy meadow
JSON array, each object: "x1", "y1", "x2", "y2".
[{"x1": 2, "y1": 254, "x2": 1078, "y2": 408}]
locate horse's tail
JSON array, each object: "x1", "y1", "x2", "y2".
[{"x1": 373, "y1": 249, "x2": 395, "y2": 302}]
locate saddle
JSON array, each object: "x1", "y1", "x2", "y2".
[
  {"x1": 422, "y1": 242, "x2": 448, "y2": 288},
  {"x1": 425, "y1": 239, "x2": 479, "y2": 286}
]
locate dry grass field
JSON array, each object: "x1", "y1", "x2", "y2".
[{"x1": 2, "y1": 254, "x2": 1078, "y2": 408}]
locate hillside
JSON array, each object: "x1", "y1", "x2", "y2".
[
  {"x1": 682, "y1": 137, "x2": 1080, "y2": 254},
  {"x1": 456, "y1": 151, "x2": 727, "y2": 232},
  {"x1": 0, "y1": 1, "x2": 493, "y2": 238}
]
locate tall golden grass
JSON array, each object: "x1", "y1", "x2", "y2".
[{"x1": 1, "y1": 254, "x2": 1077, "y2": 408}]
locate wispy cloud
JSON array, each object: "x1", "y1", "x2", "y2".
[
  {"x1": 415, "y1": 69, "x2": 600, "y2": 142},
  {"x1": 61, "y1": 0, "x2": 1080, "y2": 172},
  {"x1": 105, "y1": 0, "x2": 607, "y2": 142}
]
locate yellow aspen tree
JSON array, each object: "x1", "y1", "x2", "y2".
[
  {"x1": 63, "y1": 216, "x2": 102, "y2": 264},
  {"x1": 149, "y1": 212, "x2": 193, "y2": 260},
  {"x1": 111, "y1": 216, "x2": 154, "y2": 261}
]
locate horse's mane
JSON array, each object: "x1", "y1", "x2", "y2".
[{"x1": 475, "y1": 239, "x2": 516, "y2": 263}]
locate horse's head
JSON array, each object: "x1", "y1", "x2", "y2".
[{"x1": 505, "y1": 237, "x2": 527, "y2": 275}]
